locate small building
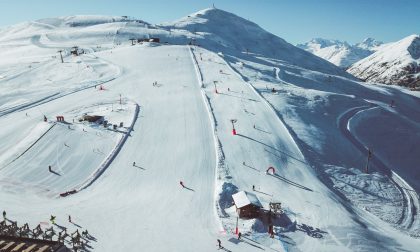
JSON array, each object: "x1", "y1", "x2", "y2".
[
  {"x1": 70, "y1": 46, "x2": 79, "y2": 56},
  {"x1": 232, "y1": 191, "x2": 263, "y2": 218},
  {"x1": 80, "y1": 115, "x2": 104, "y2": 124},
  {"x1": 137, "y1": 38, "x2": 160, "y2": 43},
  {"x1": 0, "y1": 235, "x2": 69, "y2": 251}
]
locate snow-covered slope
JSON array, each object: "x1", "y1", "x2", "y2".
[
  {"x1": 348, "y1": 34, "x2": 420, "y2": 87},
  {"x1": 162, "y1": 9, "x2": 352, "y2": 78},
  {"x1": 297, "y1": 38, "x2": 383, "y2": 68},
  {"x1": 1, "y1": 8, "x2": 420, "y2": 252},
  {"x1": 0, "y1": 9, "x2": 352, "y2": 78}
]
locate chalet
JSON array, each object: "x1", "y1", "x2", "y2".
[
  {"x1": 137, "y1": 38, "x2": 160, "y2": 43},
  {"x1": 70, "y1": 46, "x2": 79, "y2": 56},
  {"x1": 232, "y1": 191, "x2": 263, "y2": 218},
  {"x1": 80, "y1": 115, "x2": 104, "y2": 124}
]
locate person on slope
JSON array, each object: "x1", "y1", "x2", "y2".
[
  {"x1": 217, "y1": 239, "x2": 222, "y2": 248},
  {"x1": 133, "y1": 162, "x2": 136, "y2": 167},
  {"x1": 2, "y1": 210, "x2": 6, "y2": 220},
  {"x1": 50, "y1": 215, "x2": 56, "y2": 224}
]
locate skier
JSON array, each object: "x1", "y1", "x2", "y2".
[
  {"x1": 133, "y1": 162, "x2": 136, "y2": 167},
  {"x1": 238, "y1": 232, "x2": 242, "y2": 240},
  {"x1": 50, "y1": 215, "x2": 56, "y2": 224},
  {"x1": 217, "y1": 239, "x2": 222, "y2": 249},
  {"x1": 68, "y1": 215, "x2": 72, "y2": 223},
  {"x1": 48, "y1": 165, "x2": 52, "y2": 173},
  {"x1": 253, "y1": 124, "x2": 256, "y2": 129},
  {"x1": 180, "y1": 181, "x2": 185, "y2": 188},
  {"x1": 252, "y1": 185, "x2": 255, "y2": 191},
  {"x1": 44, "y1": 115, "x2": 47, "y2": 122},
  {"x1": 228, "y1": 88, "x2": 230, "y2": 91},
  {"x1": 2, "y1": 210, "x2": 6, "y2": 220}
]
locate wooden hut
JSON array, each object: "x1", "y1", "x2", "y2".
[
  {"x1": 232, "y1": 191, "x2": 263, "y2": 218},
  {"x1": 80, "y1": 115, "x2": 104, "y2": 124}
]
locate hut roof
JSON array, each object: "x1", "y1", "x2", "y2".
[
  {"x1": 232, "y1": 191, "x2": 263, "y2": 209},
  {"x1": 81, "y1": 115, "x2": 104, "y2": 122}
]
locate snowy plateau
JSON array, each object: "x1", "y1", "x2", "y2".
[{"x1": 0, "y1": 8, "x2": 419, "y2": 252}]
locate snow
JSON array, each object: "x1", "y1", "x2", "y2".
[
  {"x1": 0, "y1": 8, "x2": 419, "y2": 252},
  {"x1": 348, "y1": 34, "x2": 420, "y2": 86},
  {"x1": 297, "y1": 38, "x2": 384, "y2": 68}
]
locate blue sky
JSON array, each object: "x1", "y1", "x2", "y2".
[{"x1": 0, "y1": 0, "x2": 418, "y2": 44}]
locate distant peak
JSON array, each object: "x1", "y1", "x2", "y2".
[
  {"x1": 362, "y1": 37, "x2": 376, "y2": 43},
  {"x1": 356, "y1": 37, "x2": 383, "y2": 50},
  {"x1": 300, "y1": 38, "x2": 348, "y2": 48}
]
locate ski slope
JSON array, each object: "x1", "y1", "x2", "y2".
[{"x1": 1, "y1": 8, "x2": 420, "y2": 252}]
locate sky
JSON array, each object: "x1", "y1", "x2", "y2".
[{"x1": 0, "y1": 0, "x2": 418, "y2": 44}]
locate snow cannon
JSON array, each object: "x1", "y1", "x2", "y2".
[{"x1": 266, "y1": 166, "x2": 275, "y2": 175}]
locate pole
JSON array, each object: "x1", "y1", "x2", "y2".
[
  {"x1": 230, "y1": 119, "x2": 237, "y2": 135},
  {"x1": 58, "y1": 50, "x2": 64, "y2": 63},
  {"x1": 235, "y1": 216, "x2": 239, "y2": 234},
  {"x1": 365, "y1": 149, "x2": 372, "y2": 173}
]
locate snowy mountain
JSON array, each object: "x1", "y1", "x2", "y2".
[
  {"x1": 162, "y1": 8, "x2": 353, "y2": 78},
  {"x1": 348, "y1": 34, "x2": 420, "y2": 87},
  {"x1": 1, "y1": 8, "x2": 420, "y2": 252},
  {"x1": 355, "y1": 37, "x2": 384, "y2": 50},
  {"x1": 297, "y1": 38, "x2": 383, "y2": 68}
]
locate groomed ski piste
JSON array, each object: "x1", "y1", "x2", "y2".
[{"x1": 0, "y1": 8, "x2": 419, "y2": 251}]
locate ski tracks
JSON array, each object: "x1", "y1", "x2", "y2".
[
  {"x1": 189, "y1": 46, "x2": 225, "y2": 233},
  {"x1": 338, "y1": 105, "x2": 420, "y2": 235}
]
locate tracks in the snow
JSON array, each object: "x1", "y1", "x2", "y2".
[{"x1": 338, "y1": 105, "x2": 420, "y2": 235}]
